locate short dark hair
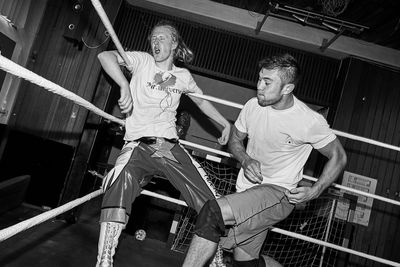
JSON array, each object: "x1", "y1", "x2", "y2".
[{"x1": 258, "y1": 53, "x2": 301, "y2": 86}]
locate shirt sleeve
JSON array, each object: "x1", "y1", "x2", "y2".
[
  {"x1": 186, "y1": 72, "x2": 203, "y2": 94},
  {"x1": 234, "y1": 98, "x2": 254, "y2": 134},
  {"x1": 307, "y1": 113, "x2": 336, "y2": 149},
  {"x1": 116, "y1": 51, "x2": 152, "y2": 74}
]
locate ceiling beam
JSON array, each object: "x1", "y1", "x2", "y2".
[{"x1": 126, "y1": 0, "x2": 400, "y2": 68}]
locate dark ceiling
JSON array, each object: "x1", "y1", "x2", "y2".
[{"x1": 211, "y1": 0, "x2": 400, "y2": 50}]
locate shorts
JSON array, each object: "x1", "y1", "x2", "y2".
[
  {"x1": 99, "y1": 138, "x2": 217, "y2": 224},
  {"x1": 220, "y1": 184, "x2": 294, "y2": 258}
]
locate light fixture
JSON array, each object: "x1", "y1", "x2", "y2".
[
  {"x1": 292, "y1": 14, "x2": 306, "y2": 24},
  {"x1": 0, "y1": 14, "x2": 15, "y2": 28},
  {"x1": 322, "y1": 22, "x2": 339, "y2": 32},
  {"x1": 255, "y1": 2, "x2": 369, "y2": 51}
]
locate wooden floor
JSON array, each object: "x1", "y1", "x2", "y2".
[{"x1": 0, "y1": 196, "x2": 185, "y2": 267}]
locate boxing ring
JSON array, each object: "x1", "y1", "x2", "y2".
[{"x1": 0, "y1": 0, "x2": 400, "y2": 266}]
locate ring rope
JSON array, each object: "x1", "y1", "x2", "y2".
[
  {"x1": 189, "y1": 93, "x2": 245, "y2": 109},
  {"x1": 0, "y1": 189, "x2": 102, "y2": 242},
  {"x1": 0, "y1": 55, "x2": 125, "y2": 126},
  {"x1": 0, "y1": 188, "x2": 185, "y2": 242},
  {"x1": 90, "y1": 0, "x2": 132, "y2": 67},
  {"x1": 303, "y1": 174, "x2": 400, "y2": 206},
  {"x1": 180, "y1": 139, "x2": 232, "y2": 158}
]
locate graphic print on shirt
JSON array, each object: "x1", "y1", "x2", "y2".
[
  {"x1": 278, "y1": 132, "x2": 297, "y2": 147},
  {"x1": 146, "y1": 71, "x2": 183, "y2": 110}
]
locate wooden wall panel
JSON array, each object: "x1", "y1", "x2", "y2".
[
  {"x1": 0, "y1": 0, "x2": 31, "y2": 28},
  {"x1": 334, "y1": 58, "x2": 400, "y2": 266},
  {"x1": 10, "y1": 0, "x2": 117, "y2": 147}
]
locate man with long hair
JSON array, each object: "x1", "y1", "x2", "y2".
[{"x1": 95, "y1": 20, "x2": 231, "y2": 266}]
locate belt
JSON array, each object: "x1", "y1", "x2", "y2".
[{"x1": 135, "y1": 137, "x2": 178, "y2": 145}]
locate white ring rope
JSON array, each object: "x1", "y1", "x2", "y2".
[
  {"x1": 332, "y1": 129, "x2": 400, "y2": 152},
  {"x1": 180, "y1": 140, "x2": 232, "y2": 158},
  {"x1": 0, "y1": 189, "x2": 102, "y2": 242},
  {"x1": 0, "y1": 55, "x2": 125, "y2": 126},
  {"x1": 90, "y1": 0, "x2": 132, "y2": 67},
  {"x1": 189, "y1": 93, "x2": 245, "y2": 109},
  {"x1": 0, "y1": 189, "x2": 183, "y2": 242},
  {"x1": 303, "y1": 174, "x2": 400, "y2": 206}
]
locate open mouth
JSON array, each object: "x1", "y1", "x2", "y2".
[{"x1": 154, "y1": 47, "x2": 160, "y2": 54}]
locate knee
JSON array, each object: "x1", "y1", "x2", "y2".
[{"x1": 194, "y1": 199, "x2": 225, "y2": 243}]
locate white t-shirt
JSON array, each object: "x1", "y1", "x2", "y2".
[
  {"x1": 235, "y1": 97, "x2": 336, "y2": 192},
  {"x1": 117, "y1": 52, "x2": 203, "y2": 141}
]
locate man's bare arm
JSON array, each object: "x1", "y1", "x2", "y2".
[
  {"x1": 228, "y1": 126, "x2": 263, "y2": 183},
  {"x1": 286, "y1": 138, "x2": 347, "y2": 203},
  {"x1": 311, "y1": 138, "x2": 347, "y2": 197}
]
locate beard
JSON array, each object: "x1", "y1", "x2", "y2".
[
  {"x1": 257, "y1": 97, "x2": 267, "y2": 107},
  {"x1": 257, "y1": 96, "x2": 280, "y2": 107},
  {"x1": 257, "y1": 84, "x2": 285, "y2": 107}
]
